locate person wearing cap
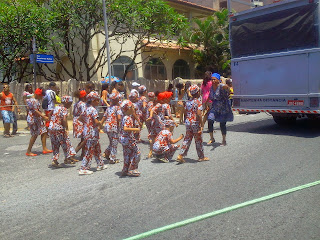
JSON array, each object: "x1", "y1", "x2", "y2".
[
  {"x1": 73, "y1": 90, "x2": 87, "y2": 155},
  {"x1": 43, "y1": 82, "x2": 57, "y2": 129},
  {"x1": 207, "y1": 73, "x2": 233, "y2": 146},
  {"x1": 177, "y1": 85, "x2": 208, "y2": 163},
  {"x1": 100, "y1": 92, "x2": 122, "y2": 164},
  {"x1": 131, "y1": 81, "x2": 140, "y2": 91},
  {"x1": 25, "y1": 87, "x2": 52, "y2": 157},
  {"x1": 79, "y1": 91, "x2": 107, "y2": 175},
  {"x1": 48, "y1": 96, "x2": 77, "y2": 167},
  {"x1": 119, "y1": 100, "x2": 141, "y2": 177},
  {"x1": 153, "y1": 119, "x2": 184, "y2": 163}
]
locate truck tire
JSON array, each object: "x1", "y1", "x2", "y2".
[{"x1": 272, "y1": 115, "x2": 296, "y2": 125}]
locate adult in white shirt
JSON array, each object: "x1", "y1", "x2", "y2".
[{"x1": 43, "y1": 82, "x2": 57, "y2": 128}]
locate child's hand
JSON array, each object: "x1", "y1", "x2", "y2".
[
  {"x1": 180, "y1": 134, "x2": 184, "y2": 139},
  {"x1": 146, "y1": 118, "x2": 151, "y2": 122}
]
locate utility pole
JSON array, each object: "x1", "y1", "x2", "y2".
[
  {"x1": 102, "y1": 0, "x2": 112, "y2": 82},
  {"x1": 32, "y1": 36, "x2": 37, "y2": 89}
]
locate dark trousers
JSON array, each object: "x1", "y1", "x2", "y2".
[{"x1": 208, "y1": 119, "x2": 227, "y2": 135}]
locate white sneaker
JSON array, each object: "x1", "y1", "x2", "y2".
[
  {"x1": 79, "y1": 169, "x2": 93, "y2": 175},
  {"x1": 96, "y1": 165, "x2": 108, "y2": 171}
]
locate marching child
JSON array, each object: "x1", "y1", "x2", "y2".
[
  {"x1": 129, "y1": 89, "x2": 142, "y2": 142},
  {"x1": 137, "y1": 85, "x2": 148, "y2": 126},
  {"x1": 119, "y1": 100, "x2": 141, "y2": 177},
  {"x1": 146, "y1": 96, "x2": 165, "y2": 158},
  {"x1": 48, "y1": 96, "x2": 77, "y2": 167},
  {"x1": 162, "y1": 91, "x2": 178, "y2": 126},
  {"x1": 177, "y1": 85, "x2": 209, "y2": 163},
  {"x1": 79, "y1": 91, "x2": 107, "y2": 175},
  {"x1": 146, "y1": 92, "x2": 155, "y2": 158},
  {"x1": 153, "y1": 119, "x2": 184, "y2": 163},
  {"x1": 100, "y1": 92, "x2": 122, "y2": 164},
  {"x1": 73, "y1": 90, "x2": 87, "y2": 155}
]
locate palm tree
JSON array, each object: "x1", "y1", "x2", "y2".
[{"x1": 189, "y1": 9, "x2": 231, "y2": 77}]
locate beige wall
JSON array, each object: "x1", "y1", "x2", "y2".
[{"x1": 141, "y1": 47, "x2": 195, "y2": 81}]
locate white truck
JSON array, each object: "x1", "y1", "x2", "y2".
[{"x1": 229, "y1": 0, "x2": 320, "y2": 124}]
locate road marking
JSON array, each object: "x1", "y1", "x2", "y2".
[{"x1": 124, "y1": 180, "x2": 320, "y2": 240}]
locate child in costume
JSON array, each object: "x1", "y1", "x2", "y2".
[
  {"x1": 119, "y1": 100, "x2": 141, "y2": 177},
  {"x1": 79, "y1": 91, "x2": 107, "y2": 175},
  {"x1": 128, "y1": 89, "x2": 142, "y2": 142},
  {"x1": 48, "y1": 96, "x2": 77, "y2": 167},
  {"x1": 177, "y1": 85, "x2": 209, "y2": 163},
  {"x1": 100, "y1": 92, "x2": 122, "y2": 164},
  {"x1": 137, "y1": 85, "x2": 148, "y2": 127},
  {"x1": 26, "y1": 88, "x2": 52, "y2": 156},
  {"x1": 73, "y1": 90, "x2": 87, "y2": 155},
  {"x1": 146, "y1": 92, "x2": 155, "y2": 158},
  {"x1": 153, "y1": 119, "x2": 183, "y2": 163}
]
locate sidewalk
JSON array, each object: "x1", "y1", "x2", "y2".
[{"x1": 0, "y1": 120, "x2": 75, "y2": 133}]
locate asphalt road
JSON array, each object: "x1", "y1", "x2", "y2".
[{"x1": 1, "y1": 113, "x2": 319, "y2": 240}]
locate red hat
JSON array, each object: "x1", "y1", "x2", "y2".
[
  {"x1": 163, "y1": 91, "x2": 173, "y2": 99},
  {"x1": 79, "y1": 90, "x2": 86, "y2": 98},
  {"x1": 34, "y1": 88, "x2": 43, "y2": 96},
  {"x1": 157, "y1": 92, "x2": 165, "y2": 101}
]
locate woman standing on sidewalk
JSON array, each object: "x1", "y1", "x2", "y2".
[{"x1": 207, "y1": 73, "x2": 233, "y2": 146}]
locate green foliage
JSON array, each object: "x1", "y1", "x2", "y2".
[
  {"x1": 0, "y1": 0, "x2": 52, "y2": 82},
  {"x1": 0, "y1": 0, "x2": 188, "y2": 82},
  {"x1": 188, "y1": 9, "x2": 231, "y2": 77}
]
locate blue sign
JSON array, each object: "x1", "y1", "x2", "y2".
[{"x1": 30, "y1": 54, "x2": 54, "y2": 64}]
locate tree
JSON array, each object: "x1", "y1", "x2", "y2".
[
  {"x1": 1, "y1": 0, "x2": 188, "y2": 83},
  {"x1": 41, "y1": 0, "x2": 187, "y2": 82},
  {"x1": 188, "y1": 9, "x2": 231, "y2": 77},
  {"x1": 0, "y1": 0, "x2": 52, "y2": 82},
  {"x1": 108, "y1": 0, "x2": 188, "y2": 81}
]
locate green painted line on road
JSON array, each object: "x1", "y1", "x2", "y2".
[{"x1": 123, "y1": 180, "x2": 320, "y2": 240}]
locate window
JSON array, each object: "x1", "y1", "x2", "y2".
[
  {"x1": 230, "y1": 3, "x2": 318, "y2": 58},
  {"x1": 144, "y1": 58, "x2": 167, "y2": 80},
  {"x1": 173, "y1": 59, "x2": 190, "y2": 79},
  {"x1": 111, "y1": 56, "x2": 137, "y2": 80}
]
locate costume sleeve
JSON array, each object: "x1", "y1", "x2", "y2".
[{"x1": 92, "y1": 108, "x2": 98, "y2": 119}]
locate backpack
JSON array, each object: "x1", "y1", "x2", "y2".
[{"x1": 42, "y1": 95, "x2": 49, "y2": 110}]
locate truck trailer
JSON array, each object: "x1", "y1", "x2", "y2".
[{"x1": 229, "y1": 0, "x2": 320, "y2": 124}]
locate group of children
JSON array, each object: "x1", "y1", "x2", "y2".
[{"x1": 25, "y1": 81, "x2": 208, "y2": 177}]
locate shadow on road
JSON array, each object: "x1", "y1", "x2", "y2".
[{"x1": 227, "y1": 118, "x2": 320, "y2": 138}]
